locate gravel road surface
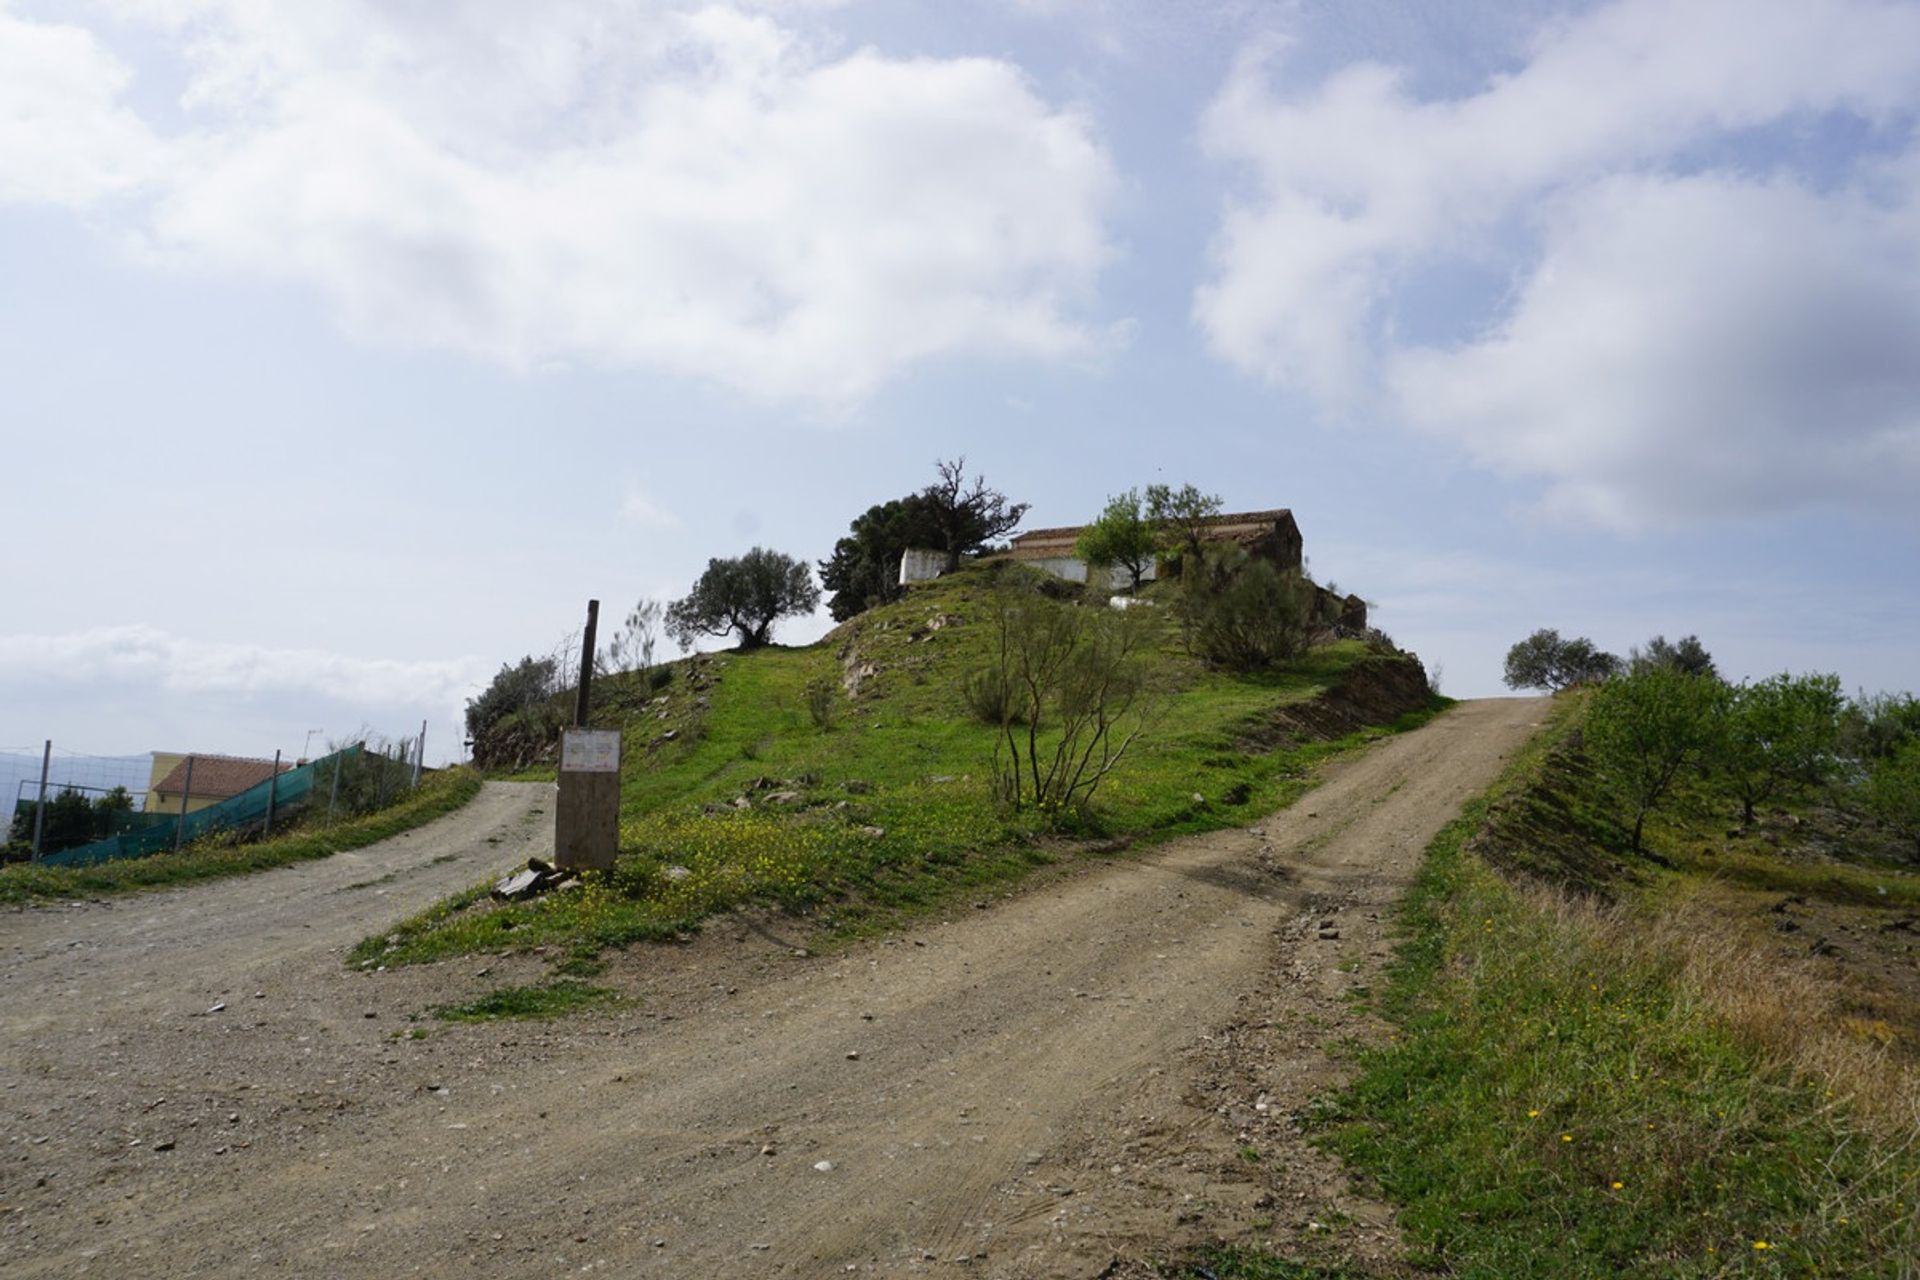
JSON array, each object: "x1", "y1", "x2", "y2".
[{"x1": 2, "y1": 700, "x2": 1545, "y2": 1278}]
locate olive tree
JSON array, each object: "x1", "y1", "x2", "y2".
[
  {"x1": 1629, "y1": 633, "x2": 1717, "y2": 679},
  {"x1": 1075, "y1": 490, "x2": 1156, "y2": 592},
  {"x1": 1718, "y1": 672, "x2": 1843, "y2": 824},
  {"x1": 666, "y1": 547, "x2": 821, "y2": 650},
  {"x1": 1585, "y1": 667, "x2": 1727, "y2": 853},
  {"x1": 1503, "y1": 628, "x2": 1621, "y2": 691},
  {"x1": 1145, "y1": 482, "x2": 1223, "y2": 572},
  {"x1": 1863, "y1": 743, "x2": 1920, "y2": 859},
  {"x1": 1839, "y1": 692, "x2": 1920, "y2": 762}
]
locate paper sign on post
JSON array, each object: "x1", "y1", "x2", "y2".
[{"x1": 561, "y1": 729, "x2": 621, "y2": 773}]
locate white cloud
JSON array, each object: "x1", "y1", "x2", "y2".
[
  {"x1": 1197, "y1": 0, "x2": 1920, "y2": 524},
  {"x1": 0, "y1": 7, "x2": 163, "y2": 206},
  {"x1": 1393, "y1": 171, "x2": 1920, "y2": 527},
  {"x1": 2, "y1": 1, "x2": 1118, "y2": 405},
  {"x1": 619, "y1": 484, "x2": 682, "y2": 529},
  {"x1": 0, "y1": 624, "x2": 488, "y2": 708}
]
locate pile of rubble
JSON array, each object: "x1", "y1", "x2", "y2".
[{"x1": 491, "y1": 856, "x2": 581, "y2": 902}]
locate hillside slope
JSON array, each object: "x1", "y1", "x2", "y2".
[
  {"x1": 1298, "y1": 697, "x2": 1920, "y2": 1280},
  {"x1": 382, "y1": 563, "x2": 1439, "y2": 965}
]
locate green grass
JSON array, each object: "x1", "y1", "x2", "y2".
[
  {"x1": 1171, "y1": 1253, "x2": 1371, "y2": 1279},
  {"x1": 1687, "y1": 848, "x2": 1920, "y2": 910},
  {"x1": 1294, "y1": 703, "x2": 1920, "y2": 1279},
  {"x1": 431, "y1": 979, "x2": 616, "y2": 1022},
  {"x1": 0, "y1": 768, "x2": 483, "y2": 905},
  {"x1": 368, "y1": 564, "x2": 1443, "y2": 969}
]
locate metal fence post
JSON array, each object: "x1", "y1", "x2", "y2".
[
  {"x1": 264, "y1": 749, "x2": 281, "y2": 836},
  {"x1": 29, "y1": 739, "x2": 50, "y2": 859},
  {"x1": 327, "y1": 753, "x2": 342, "y2": 824},
  {"x1": 172, "y1": 755, "x2": 195, "y2": 853},
  {"x1": 411, "y1": 719, "x2": 426, "y2": 789}
]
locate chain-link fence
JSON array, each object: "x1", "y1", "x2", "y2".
[{"x1": 5, "y1": 734, "x2": 426, "y2": 867}]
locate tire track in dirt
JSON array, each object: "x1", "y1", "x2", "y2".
[{"x1": 1, "y1": 702, "x2": 1545, "y2": 1278}]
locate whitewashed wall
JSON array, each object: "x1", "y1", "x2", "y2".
[
  {"x1": 899, "y1": 548, "x2": 948, "y2": 584},
  {"x1": 1023, "y1": 554, "x2": 1088, "y2": 583},
  {"x1": 900, "y1": 547, "x2": 1161, "y2": 593}
]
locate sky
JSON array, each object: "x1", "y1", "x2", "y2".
[{"x1": 2, "y1": 0, "x2": 1917, "y2": 767}]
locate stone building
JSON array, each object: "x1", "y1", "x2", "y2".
[
  {"x1": 899, "y1": 507, "x2": 1366, "y2": 631},
  {"x1": 1002, "y1": 508, "x2": 1304, "y2": 586}
]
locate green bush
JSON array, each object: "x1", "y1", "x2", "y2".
[
  {"x1": 1862, "y1": 743, "x2": 1920, "y2": 859},
  {"x1": 1176, "y1": 544, "x2": 1315, "y2": 672},
  {"x1": 1840, "y1": 691, "x2": 1920, "y2": 762},
  {"x1": 1717, "y1": 672, "x2": 1843, "y2": 823},
  {"x1": 1584, "y1": 667, "x2": 1726, "y2": 852}
]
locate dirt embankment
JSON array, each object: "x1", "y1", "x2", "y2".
[
  {"x1": 1236, "y1": 653, "x2": 1434, "y2": 753},
  {"x1": 1, "y1": 701, "x2": 1546, "y2": 1280}
]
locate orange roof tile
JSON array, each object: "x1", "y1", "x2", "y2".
[{"x1": 152, "y1": 755, "x2": 292, "y2": 800}]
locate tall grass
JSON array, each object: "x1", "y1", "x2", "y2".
[{"x1": 1313, "y1": 715, "x2": 1920, "y2": 1278}]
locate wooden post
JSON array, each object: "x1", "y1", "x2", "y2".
[
  {"x1": 327, "y1": 752, "x2": 342, "y2": 823},
  {"x1": 556, "y1": 728, "x2": 620, "y2": 871},
  {"x1": 411, "y1": 719, "x2": 427, "y2": 789},
  {"x1": 574, "y1": 599, "x2": 600, "y2": 727}
]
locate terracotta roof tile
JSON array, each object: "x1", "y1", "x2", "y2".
[
  {"x1": 1010, "y1": 508, "x2": 1296, "y2": 544},
  {"x1": 152, "y1": 755, "x2": 292, "y2": 800}
]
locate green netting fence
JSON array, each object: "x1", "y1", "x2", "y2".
[{"x1": 34, "y1": 744, "x2": 407, "y2": 868}]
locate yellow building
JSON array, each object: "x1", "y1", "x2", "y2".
[{"x1": 146, "y1": 754, "x2": 291, "y2": 816}]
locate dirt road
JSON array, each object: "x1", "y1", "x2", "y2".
[{"x1": 1, "y1": 698, "x2": 1545, "y2": 1278}]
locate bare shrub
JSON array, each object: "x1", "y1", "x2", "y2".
[
  {"x1": 603, "y1": 599, "x2": 662, "y2": 674},
  {"x1": 962, "y1": 665, "x2": 1020, "y2": 727},
  {"x1": 804, "y1": 678, "x2": 836, "y2": 731},
  {"x1": 976, "y1": 582, "x2": 1158, "y2": 814}
]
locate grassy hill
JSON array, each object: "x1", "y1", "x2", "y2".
[
  {"x1": 364, "y1": 562, "x2": 1440, "y2": 969},
  {"x1": 1289, "y1": 696, "x2": 1920, "y2": 1278}
]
